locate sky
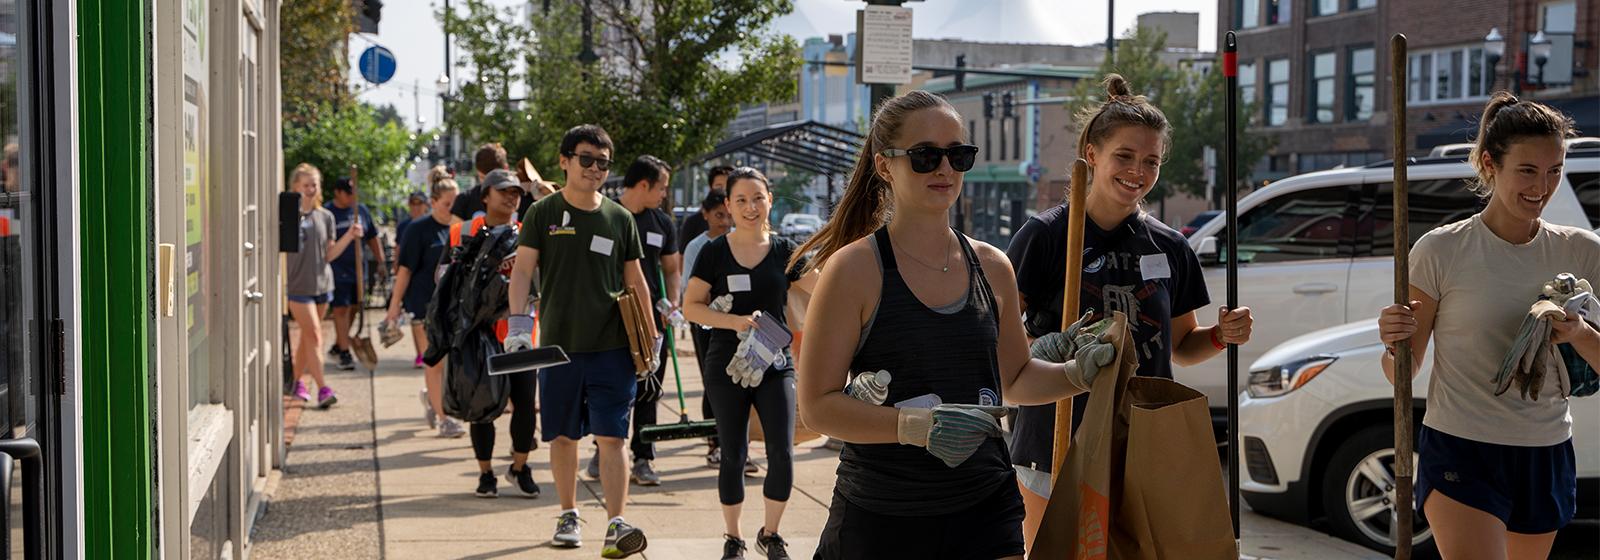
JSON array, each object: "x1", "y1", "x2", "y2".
[{"x1": 350, "y1": 0, "x2": 1217, "y2": 128}]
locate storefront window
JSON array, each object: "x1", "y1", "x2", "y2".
[{"x1": 0, "y1": 0, "x2": 35, "y2": 438}]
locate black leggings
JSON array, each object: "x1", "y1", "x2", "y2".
[
  {"x1": 470, "y1": 370, "x2": 537, "y2": 462},
  {"x1": 703, "y1": 341, "x2": 795, "y2": 506}
]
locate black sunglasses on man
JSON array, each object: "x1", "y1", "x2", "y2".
[{"x1": 563, "y1": 151, "x2": 613, "y2": 172}]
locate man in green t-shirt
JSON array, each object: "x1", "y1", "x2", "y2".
[{"x1": 506, "y1": 125, "x2": 656, "y2": 558}]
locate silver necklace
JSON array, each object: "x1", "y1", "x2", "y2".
[{"x1": 898, "y1": 231, "x2": 955, "y2": 273}]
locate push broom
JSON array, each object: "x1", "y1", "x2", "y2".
[{"x1": 640, "y1": 268, "x2": 719, "y2": 442}]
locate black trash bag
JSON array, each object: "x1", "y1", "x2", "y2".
[{"x1": 443, "y1": 329, "x2": 509, "y2": 423}]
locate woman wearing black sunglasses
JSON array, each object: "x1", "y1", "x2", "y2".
[
  {"x1": 795, "y1": 91, "x2": 1115, "y2": 560},
  {"x1": 1004, "y1": 74, "x2": 1253, "y2": 549}
]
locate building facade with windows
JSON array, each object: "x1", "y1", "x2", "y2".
[{"x1": 1220, "y1": 0, "x2": 1597, "y2": 182}]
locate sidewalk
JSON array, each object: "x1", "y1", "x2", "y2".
[{"x1": 257, "y1": 311, "x2": 1391, "y2": 559}]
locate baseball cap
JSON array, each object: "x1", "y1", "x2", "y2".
[
  {"x1": 407, "y1": 191, "x2": 428, "y2": 204},
  {"x1": 482, "y1": 168, "x2": 521, "y2": 191}
]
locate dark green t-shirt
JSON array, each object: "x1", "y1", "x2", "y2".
[{"x1": 518, "y1": 193, "x2": 643, "y2": 353}]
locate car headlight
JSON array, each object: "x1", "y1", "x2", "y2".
[{"x1": 1247, "y1": 355, "x2": 1337, "y2": 398}]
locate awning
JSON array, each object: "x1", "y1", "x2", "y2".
[{"x1": 693, "y1": 120, "x2": 865, "y2": 176}]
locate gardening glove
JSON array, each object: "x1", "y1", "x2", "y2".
[
  {"x1": 505, "y1": 314, "x2": 535, "y2": 354},
  {"x1": 845, "y1": 370, "x2": 893, "y2": 405},
  {"x1": 1063, "y1": 333, "x2": 1118, "y2": 393},
  {"x1": 897, "y1": 404, "x2": 1009, "y2": 468}
]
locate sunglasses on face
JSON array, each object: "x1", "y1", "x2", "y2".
[
  {"x1": 563, "y1": 152, "x2": 612, "y2": 171},
  {"x1": 880, "y1": 144, "x2": 979, "y2": 173}
]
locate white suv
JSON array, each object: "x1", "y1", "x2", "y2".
[{"x1": 1175, "y1": 146, "x2": 1600, "y2": 433}]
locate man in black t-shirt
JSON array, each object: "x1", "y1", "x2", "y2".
[
  {"x1": 675, "y1": 165, "x2": 733, "y2": 252},
  {"x1": 596, "y1": 155, "x2": 680, "y2": 486}
]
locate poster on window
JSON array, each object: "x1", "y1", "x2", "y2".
[{"x1": 183, "y1": 0, "x2": 210, "y2": 373}]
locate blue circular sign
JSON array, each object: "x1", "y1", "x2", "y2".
[{"x1": 358, "y1": 46, "x2": 397, "y2": 85}]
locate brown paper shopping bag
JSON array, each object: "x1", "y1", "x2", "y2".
[{"x1": 1030, "y1": 312, "x2": 1236, "y2": 560}]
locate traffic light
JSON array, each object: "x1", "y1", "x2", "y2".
[
  {"x1": 982, "y1": 92, "x2": 995, "y2": 119},
  {"x1": 356, "y1": 0, "x2": 383, "y2": 34},
  {"x1": 954, "y1": 54, "x2": 967, "y2": 92},
  {"x1": 1001, "y1": 90, "x2": 1015, "y2": 119}
]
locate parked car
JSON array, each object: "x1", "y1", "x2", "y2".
[
  {"x1": 1179, "y1": 209, "x2": 1222, "y2": 237},
  {"x1": 780, "y1": 212, "x2": 822, "y2": 239},
  {"x1": 1236, "y1": 319, "x2": 1599, "y2": 555},
  {"x1": 1175, "y1": 142, "x2": 1600, "y2": 434}
]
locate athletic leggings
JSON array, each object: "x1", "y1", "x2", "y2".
[
  {"x1": 703, "y1": 337, "x2": 795, "y2": 506},
  {"x1": 470, "y1": 370, "x2": 537, "y2": 462}
]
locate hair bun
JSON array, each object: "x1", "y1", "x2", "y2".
[{"x1": 1103, "y1": 74, "x2": 1132, "y2": 98}]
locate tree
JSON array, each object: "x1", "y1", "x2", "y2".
[
  {"x1": 371, "y1": 103, "x2": 406, "y2": 129},
  {"x1": 1064, "y1": 26, "x2": 1272, "y2": 206},
  {"x1": 281, "y1": 0, "x2": 355, "y2": 126},
  {"x1": 439, "y1": 0, "x2": 801, "y2": 177},
  {"x1": 284, "y1": 103, "x2": 430, "y2": 211},
  {"x1": 770, "y1": 166, "x2": 816, "y2": 216}
]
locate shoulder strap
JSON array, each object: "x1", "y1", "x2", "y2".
[{"x1": 872, "y1": 227, "x2": 898, "y2": 271}]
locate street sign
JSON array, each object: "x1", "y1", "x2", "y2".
[
  {"x1": 856, "y1": 5, "x2": 913, "y2": 85},
  {"x1": 358, "y1": 45, "x2": 397, "y2": 85}
]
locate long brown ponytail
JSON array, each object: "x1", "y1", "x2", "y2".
[{"x1": 789, "y1": 90, "x2": 956, "y2": 273}]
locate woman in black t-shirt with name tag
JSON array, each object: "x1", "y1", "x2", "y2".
[{"x1": 682, "y1": 167, "x2": 818, "y2": 559}]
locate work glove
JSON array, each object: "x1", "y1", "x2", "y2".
[
  {"x1": 636, "y1": 371, "x2": 663, "y2": 403},
  {"x1": 727, "y1": 328, "x2": 767, "y2": 388},
  {"x1": 897, "y1": 404, "x2": 1008, "y2": 468},
  {"x1": 505, "y1": 314, "x2": 535, "y2": 354},
  {"x1": 844, "y1": 370, "x2": 893, "y2": 405},
  {"x1": 1063, "y1": 333, "x2": 1117, "y2": 393},
  {"x1": 1028, "y1": 310, "x2": 1094, "y2": 362}
]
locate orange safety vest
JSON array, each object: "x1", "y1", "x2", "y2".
[{"x1": 447, "y1": 216, "x2": 527, "y2": 343}]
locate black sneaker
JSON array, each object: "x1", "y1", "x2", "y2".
[
  {"x1": 755, "y1": 528, "x2": 789, "y2": 559},
  {"x1": 504, "y1": 465, "x2": 540, "y2": 498},
  {"x1": 601, "y1": 519, "x2": 647, "y2": 558},
  {"x1": 327, "y1": 344, "x2": 342, "y2": 357},
  {"x1": 721, "y1": 534, "x2": 747, "y2": 560},
  {"x1": 336, "y1": 350, "x2": 356, "y2": 371},
  {"x1": 474, "y1": 471, "x2": 497, "y2": 498}
]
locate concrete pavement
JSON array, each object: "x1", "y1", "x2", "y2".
[{"x1": 257, "y1": 311, "x2": 1403, "y2": 559}]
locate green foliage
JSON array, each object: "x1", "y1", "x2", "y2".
[
  {"x1": 770, "y1": 165, "x2": 816, "y2": 216},
  {"x1": 440, "y1": 0, "x2": 801, "y2": 177},
  {"x1": 280, "y1": 0, "x2": 355, "y2": 126},
  {"x1": 1064, "y1": 26, "x2": 1272, "y2": 204},
  {"x1": 284, "y1": 103, "x2": 431, "y2": 209}
]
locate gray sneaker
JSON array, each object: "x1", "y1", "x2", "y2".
[
  {"x1": 553, "y1": 511, "x2": 582, "y2": 548},
  {"x1": 419, "y1": 389, "x2": 436, "y2": 429},
  {"x1": 630, "y1": 459, "x2": 660, "y2": 486},
  {"x1": 437, "y1": 418, "x2": 466, "y2": 438},
  {"x1": 601, "y1": 519, "x2": 647, "y2": 558},
  {"x1": 585, "y1": 452, "x2": 601, "y2": 479}
]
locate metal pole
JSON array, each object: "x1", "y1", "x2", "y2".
[
  {"x1": 1223, "y1": 30, "x2": 1242, "y2": 541},
  {"x1": 1390, "y1": 33, "x2": 1416, "y2": 560},
  {"x1": 1107, "y1": 0, "x2": 1116, "y2": 55}
]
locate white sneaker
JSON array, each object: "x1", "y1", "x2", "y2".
[
  {"x1": 438, "y1": 418, "x2": 466, "y2": 438},
  {"x1": 420, "y1": 389, "x2": 436, "y2": 429}
]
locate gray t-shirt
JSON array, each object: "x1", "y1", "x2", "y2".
[
  {"x1": 286, "y1": 207, "x2": 336, "y2": 297},
  {"x1": 1413, "y1": 214, "x2": 1600, "y2": 446}
]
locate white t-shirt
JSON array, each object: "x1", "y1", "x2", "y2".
[{"x1": 1413, "y1": 214, "x2": 1600, "y2": 447}]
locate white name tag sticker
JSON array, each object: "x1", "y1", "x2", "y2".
[
  {"x1": 1139, "y1": 253, "x2": 1172, "y2": 282},
  {"x1": 590, "y1": 235, "x2": 615, "y2": 256},
  {"x1": 727, "y1": 274, "x2": 752, "y2": 293},
  {"x1": 646, "y1": 232, "x2": 664, "y2": 248},
  {"x1": 894, "y1": 393, "x2": 943, "y2": 409}
]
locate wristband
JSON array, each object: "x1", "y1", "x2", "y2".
[{"x1": 1210, "y1": 327, "x2": 1227, "y2": 350}]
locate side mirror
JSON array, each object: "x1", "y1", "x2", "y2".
[{"x1": 1196, "y1": 236, "x2": 1218, "y2": 257}]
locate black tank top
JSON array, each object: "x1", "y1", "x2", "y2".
[{"x1": 834, "y1": 227, "x2": 1012, "y2": 516}]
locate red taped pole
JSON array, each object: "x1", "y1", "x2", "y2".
[
  {"x1": 1223, "y1": 30, "x2": 1241, "y2": 542},
  {"x1": 1222, "y1": 51, "x2": 1238, "y2": 77}
]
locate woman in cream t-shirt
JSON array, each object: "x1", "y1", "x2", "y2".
[{"x1": 1380, "y1": 93, "x2": 1600, "y2": 559}]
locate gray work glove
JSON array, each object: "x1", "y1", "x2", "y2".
[
  {"x1": 1029, "y1": 310, "x2": 1095, "y2": 363},
  {"x1": 845, "y1": 370, "x2": 893, "y2": 405},
  {"x1": 1063, "y1": 333, "x2": 1117, "y2": 393},
  {"x1": 505, "y1": 314, "x2": 535, "y2": 353},
  {"x1": 897, "y1": 404, "x2": 1009, "y2": 468}
]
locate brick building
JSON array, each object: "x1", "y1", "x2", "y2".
[{"x1": 1219, "y1": 0, "x2": 1597, "y2": 183}]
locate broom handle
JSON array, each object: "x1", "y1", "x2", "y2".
[
  {"x1": 1223, "y1": 30, "x2": 1242, "y2": 541},
  {"x1": 1391, "y1": 33, "x2": 1416, "y2": 560},
  {"x1": 1050, "y1": 158, "x2": 1090, "y2": 486},
  {"x1": 659, "y1": 267, "x2": 690, "y2": 422}
]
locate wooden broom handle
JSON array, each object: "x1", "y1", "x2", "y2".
[
  {"x1": 1390, "y1": 33, "x2": 1416, "y2": 560},
  {"x1": 1050, "y1": 158, "x2": 1090, "y2": 485}
]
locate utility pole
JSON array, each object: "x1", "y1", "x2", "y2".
[
  {"x1": 864, "y1": 0, "x2": 907, "y2": 115},
  {"x1": 1107, "y1": 0, "x2": 1116, "y2": 55}
]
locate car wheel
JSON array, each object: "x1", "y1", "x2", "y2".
[{"x1": 1320, "y1": 424, "x2": 1437, "y2": 557}]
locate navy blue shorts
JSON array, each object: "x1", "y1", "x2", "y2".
[
  {"x1": 287, "y1": 292, "x2": 333, "y2": 305},
  {"x1": 538, "y1": 348, "x2": 636, "y2": 441},
  {"x1": 1415, "y1": 425, "x2": 1576, "y2": 534},
  {"x1": 331, "y1": 281, "x2": 359, "y2": 307}
]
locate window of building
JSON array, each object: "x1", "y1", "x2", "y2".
[
  {"x1": 1352, "y1": 0, "x2": 1377, "y2": 8},
  {"x1": 1408, "y1": 46, "x2": 1489, "y2": 104},
  {"x1": 1238, "y1": 0, "x2": 1260, "y2": 29},
  {"x1": 1266, "y1": 58, "x2": 1290, "y2": 126},
  {"x1": 1267, "y1": 0, "x2": 1291, "y2": 25},
  {"x1": 1239, "y1": 62, "x2": 1258, "y2": 110},
  {"x1": 1308, "y1": 52, "x2": 1337, "y2": 123},
  {"x1": 1538, "y1": 1, "x2": 1576, "y2": 86},
  {"x1": 1346, "y1": 47, "x2": 1375, "y2": 121},
  {"x1": 1315, "y1": 0, "x2": 1339, "y2": 16}
]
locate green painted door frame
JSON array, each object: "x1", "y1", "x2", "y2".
[{"x1": 78, "y1": 0, "x2": 154, "y2": 556}]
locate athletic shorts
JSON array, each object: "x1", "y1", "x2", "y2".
[
  {"x1": 330, "y1": 281, "x2": 359, "y2": 307},
  {"x1": 815, "y1": 475, "x2": 1025, "y2": 559},
  {"x1": 287, "y1": 292, "x2": 333, "y2": 305},
  {"x1": 538, "y1": 348, "x2": 636, "y2": 441},
  {"x1": 1415, "y1": 425, "x2": 1576, "y2": 534},
  {"x1": 1014, "y1": 464, "x2": 1052, "y2": 499}
]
